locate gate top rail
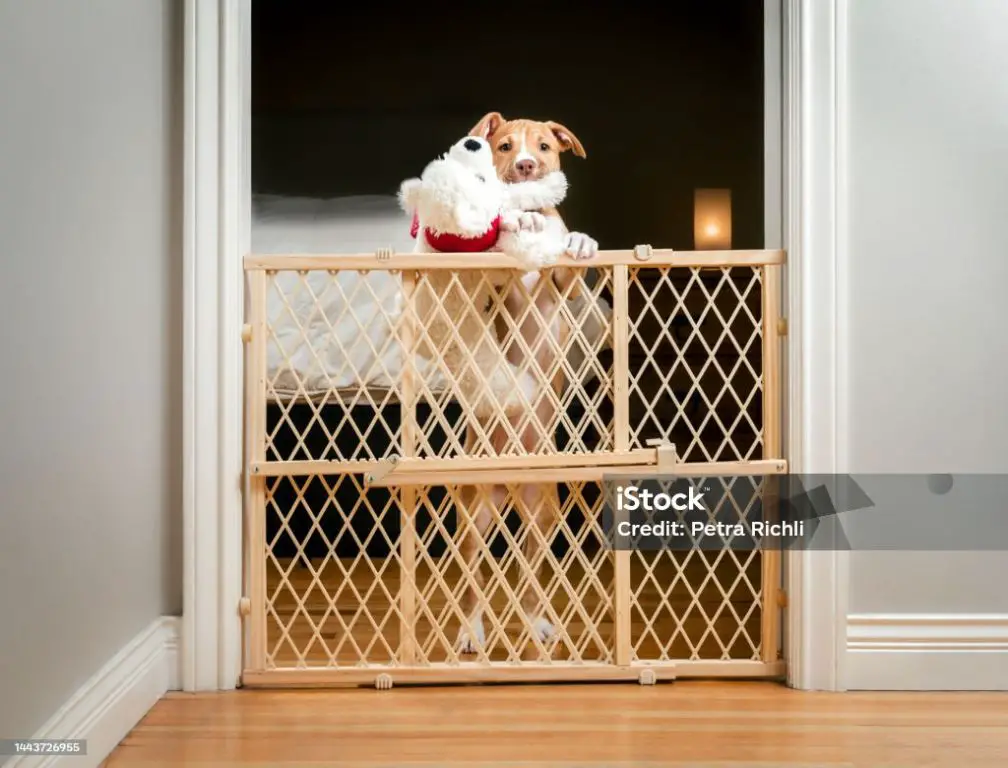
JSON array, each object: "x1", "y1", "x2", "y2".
[{"x1": 243, "y1": 248, "x2": 786, "y2": 272}]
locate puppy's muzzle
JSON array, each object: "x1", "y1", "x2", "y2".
[{"x1": 515, "y1": 158, "x2": 537, "y2": 178}]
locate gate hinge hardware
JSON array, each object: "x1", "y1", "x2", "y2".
[
  {"x1": 241, "y1": 324, "x2": 252, "y2": 343},
  {"x1": 646, "y1": 438, "x2": 679, "y2": 471},
  {"x1": 633, "y1": 244, "x2": 654, "y2": 262},
  {"x1": 239, "y1": 597, "x2": 251, "y2": 616},
  {"x1": 365, "y1": 455, "x2": 401, "y2": 487},
  {"x1": 777, "y1": 318, "x2": 788, "y2": 337},
  {"x1": 777, "y1": 590, "x2": 788, "y2": 608}
]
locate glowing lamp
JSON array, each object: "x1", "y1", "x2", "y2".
[{"x1": 693, "y1": 188, "x2": 732, "y2": 250}]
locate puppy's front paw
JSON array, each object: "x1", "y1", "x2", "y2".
[
  {"x1": 517, "y1": 211, "x2": 547, "y2": 233},
  {"x1": 529, "y1": 615, "x2": 557, "y2": 645},
  {"x1": 455, "y1": 613, "x2": 486, "y2": 654},
  {"x1": 564, "y1": 231, "x2": 598, "y2": 260}
]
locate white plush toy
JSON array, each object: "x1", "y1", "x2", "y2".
[
  {"x1": 399, "y1": 136, "x2": 568, "y2": 268},
  {"x1": 397, "y1": 136, "x2": 569, "y2": 419}
]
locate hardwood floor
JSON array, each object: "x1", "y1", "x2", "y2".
[{"x1": 103, "y1": 681, "x2": 1008, "y2": 766}]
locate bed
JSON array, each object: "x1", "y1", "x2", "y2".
[
  {"x1": 253, "y1": 193, "x2": 440, "y2": 399},
  {"x1": 252, "y1": 193, "x2": 611, "y2": 403}
]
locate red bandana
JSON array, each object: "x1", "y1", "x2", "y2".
[{"x1": 410, "y1": 212, "x2": 501, "y2": 252}]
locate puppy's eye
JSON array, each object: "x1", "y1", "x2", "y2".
[
  {"x1": 499, "y1": 142, "x2": 512, "y2": 152},
  {"x1": 539, "y1": 142, "x2": 551, "y2": 151},
  {"x1": 475, "y1": 174, "x2": 485, "y2": 183}
]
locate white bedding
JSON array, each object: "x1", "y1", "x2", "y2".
[
  {"x1": 252, "y1": 194, "x2": 611, "y2": 402},
  {"x1": 253, "y1": 194, "x2": 445, "y2": 398}
]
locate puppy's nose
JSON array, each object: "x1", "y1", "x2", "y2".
[
  {"x1": 515, "y1": 158, "x2": 537, "y2": 177},
  {"x1": 463, "y1": 138, "x2": 482, "y2": 152}
]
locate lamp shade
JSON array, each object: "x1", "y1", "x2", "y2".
[{"x1": 693, "y1": 188, "x2": 732, "y2": 250}]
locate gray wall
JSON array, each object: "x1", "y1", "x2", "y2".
[
  {"x1": 0, "y1": 0, "x2": 182, "y2": 738},
  {"x1": 844, "y1": 0, "x2": 1008, "y2": 613}
]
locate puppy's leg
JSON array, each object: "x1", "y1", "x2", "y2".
[
  {"x1": 455, "y1": 425, "x2": 507, "y2": 655},
  {"x1": 536, "y1": 212, "x2": 588, "y2": 299},
  {"x1": 455, "y1": 484, "x2": 495, "y2": 654},
  {"x1": 517, "y1": 294, "x2": 572, "y2": 648},
  {"x1": 518, "y1": 482, "x2": 560, "y2": 647},
  {"x1": 516, "y1": 349, "x2": 562, "y2": 646}
]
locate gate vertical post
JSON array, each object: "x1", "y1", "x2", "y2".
[
  {"x1": 246, "y1": 268, "x2": 268, "y2": 673},
  {"x1": 612, "y1": 264, "x2": 632, "y2": 667},
  {"x1": 398, "y1": 270, "x2": 419, "y2": 665},
  {"x1": 761, "y1": 263, "x2": 783, "y2": 663}
]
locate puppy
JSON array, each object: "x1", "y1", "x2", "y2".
[
  {"x1": 398, "y1": 135, "x2": 572, "y2": 436},
  {"x1": 454, "y1": 113, "x2": 601, "y2": 655}
]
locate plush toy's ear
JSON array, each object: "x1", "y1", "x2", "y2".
[
  {"x1": 469, "y1": 111, "x2": 504, "y2": 140},
  {"x1": 546, "y1": 121, "x2": 587, "y2": 159},
  {"x1": 397, "y1": 178, "x2": 422, "y2": 214}
]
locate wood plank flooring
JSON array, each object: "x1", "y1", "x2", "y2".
[{"x1": 103, "y1": 681, "x2": 1008, "y2": 766}]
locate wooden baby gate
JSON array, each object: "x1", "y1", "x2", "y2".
[{"x1": 241, "y1": 246, "x2": 788, "y2": 687}]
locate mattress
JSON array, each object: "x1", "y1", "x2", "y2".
[
  {"x1": 252, "y1": 194, "x2": 446, "y2": 399},
  {"x1": 252, "y1": 194, "x2": 611, "y2": 402}
]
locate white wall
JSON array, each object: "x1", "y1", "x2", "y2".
[
  {"x1": 842, "y1": 0, "x2": 1008, "y2": 687},
  {"x1": 0, "y1": 0, "x2": 182, "y2": 737}
]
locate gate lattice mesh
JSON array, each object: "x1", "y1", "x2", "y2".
[{"x1": 244, "y1": 249, "x2": 785, "y2": 686}]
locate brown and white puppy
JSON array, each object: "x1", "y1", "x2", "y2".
[
  {"x1": 471, "y1": 112, "x2": 597, "y2": 266},
  {"x1": 454, "y1": 113, "x2": 600, "y2": 655}
]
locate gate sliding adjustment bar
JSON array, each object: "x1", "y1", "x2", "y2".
[
  {"x1": 259, "y1": 452, "x2": 786, "y2": 486},
  {"x1": 358, "y1": 444, "x2": 785, "y2": 489},
  {"x1": 362, "y1": 450, "x2": 660, "y2": 488}
]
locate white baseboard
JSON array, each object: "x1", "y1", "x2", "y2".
[
  {"x1": 4, "y1": 616, "x2": 181, "y2": 768},
  {"x1": 847, "y1": 613, "x2": 1008, "y2": 690}
]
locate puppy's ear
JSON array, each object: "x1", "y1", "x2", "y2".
[
  {"x1": 546, "y1": 121, "x2": 587, "y2": 159},
  {"x1": 470, "y1": 111, "x2": 504, "y2": 140},
  {"x1": 397, "y1": 178, "x2": 421, "y2": 214}
]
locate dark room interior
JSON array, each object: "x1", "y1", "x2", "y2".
[{"x1": 251, "y1": 0, "x2": 766, "y2": 251}]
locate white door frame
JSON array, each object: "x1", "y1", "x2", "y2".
[
  {"x1": 181, "y1": 0, "x2": 848, "y2": 691},
  {"x1": 181, "y1": 0, "x2": 248, "y2": 691},
  {"x1": 780, "y1": 0, "x2": 850, "y2": 692}
]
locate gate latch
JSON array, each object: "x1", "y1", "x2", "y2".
[
  {"x1": 645, "y1": 438, "x2": 679, "y2": 471},
  {"x1": 633, "y1": 244, "x2": 654, "y2": 262}
]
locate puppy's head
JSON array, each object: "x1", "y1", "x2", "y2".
[{"x1": 469, "y1": 112, "x2": 586, "y2": 183}]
